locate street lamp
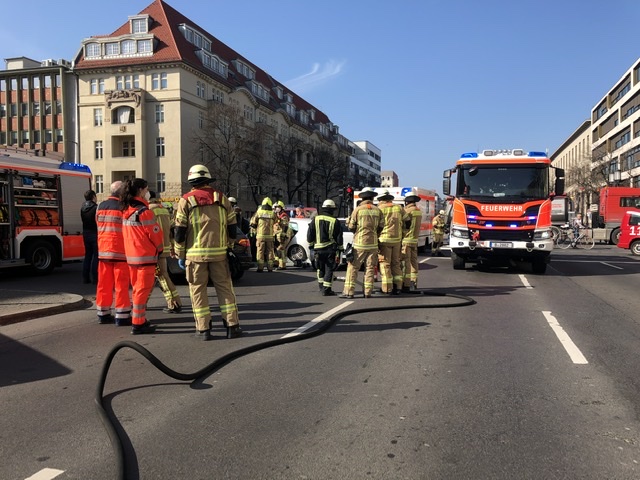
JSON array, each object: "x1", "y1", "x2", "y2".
[{"x1": 608, "y1": 170, "x2": 621, "y2": 186}]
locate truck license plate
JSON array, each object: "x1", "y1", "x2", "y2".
[{"x1": 491, "y1": 242, "x2": 513, "y2": 248}]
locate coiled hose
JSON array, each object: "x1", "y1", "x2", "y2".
[{"x1": 95, "y1": 289, "x2": 475, "y2": 480}]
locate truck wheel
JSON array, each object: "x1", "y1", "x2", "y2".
[
  {"x1": 451, "y1": 251, "x2": 465, "y2": 270},
  {"x1": 610, "y1": 228, "x2": 621, "y2": 245},
  {"x1": 531, "y1": 259, "x2": 547, "y2": 274},
  {"x1": 25, "y1": 240, "x2": 56, "y2": 275},
  {"x1": 631, "y1": 240, "x2": 640, "y2": 256}
]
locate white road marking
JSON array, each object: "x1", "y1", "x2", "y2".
[
  {"x1": 542, "y1": 311, "x2": 588, "y2": 364},
  {"x1": 518, "y1": 274, "x2": 533, "y2": 289},
  {"x1": 600, "y1": 261, "x2": 623, "y2": 270},
  {"x1": 419, "y1": 257, "x2": 430, "y2": 263},
  {"x1": 25, "y1": 469, "x2": 64, "y2": 480},
  {"x1": 281, "y1": 302, "x2": 352, "y2": 338}
]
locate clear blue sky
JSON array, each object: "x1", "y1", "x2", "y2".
[{"x1": 2, "y1": 0, "x2": 640, "y2": 194}]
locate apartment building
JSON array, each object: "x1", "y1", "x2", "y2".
[
  {"x1": 380, "y1": 170, "x2": 399, "y2": 188},
  {"x1": 350, "y1": 140, "x2": 382, "y2": 187},
  {"x1": 590, "y1": 57, "x2": 640, "y2": 188},
  {"x1": 0, "y1": 57, "x2": 77, "y2": 161},
  {"x1": 72, "y1": 0, "x2": 362, "y2": 205}
]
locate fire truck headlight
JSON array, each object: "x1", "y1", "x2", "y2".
[
  {"x1": 451, "y1": 227, "x2": 469, "y2": 239},
  {"x1": 533, "y1": 229, "x2": 552, "y2": 240}
]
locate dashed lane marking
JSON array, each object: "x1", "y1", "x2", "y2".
[
  {"x1": 281, "y1": 302, "x2": 353, "y2": 338},
  {"x1": 599, "y1": 261, "x2": 623, "y2": 270},
  {"x1": 542, "y1": 311, "x2": 588, "y2": 364},
  {"x1": 25, "y1": 468, "x2": 64, "y2": 480},
  {"x1": 518, "y1": 274, "x2": 533, "y2": 289}
]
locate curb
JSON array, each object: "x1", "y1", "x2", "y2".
[{"x1": 0, "y1": 297, "x2": 91, "y2": 327}]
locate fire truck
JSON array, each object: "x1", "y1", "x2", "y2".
[
  {"x1": 353, "y1": 186, "x2": 437, "y2": 251},
  {"x1": 442, "y1": 149, "x2": 565, "y2": 274},
  {"x1": 591, "y1": 186, "x2": 640, "y2": 245},
  {"x1": 0, "y1": 150, "x2": 92, "y2": 274},
  {"x1": 617, "y1": 210, "x2": 640, "y2": 255}
]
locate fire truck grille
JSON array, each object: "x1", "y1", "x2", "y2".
[{"x1": 475, "y1": 229, "x2": 534, "y2": 241}]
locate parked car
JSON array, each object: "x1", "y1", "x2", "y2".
[
  {"x1": 285, "y1": 217, "x2": 354, "y2": 268},
  {"x1": 167, "y1": 225, "x2": 253, "y2": 281}
]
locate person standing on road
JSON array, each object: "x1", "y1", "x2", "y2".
[
  {"x1": 340, "y1": 188, "x2": 382, "y2": 299},
  {"x1": 121, "y1": 178, "x2": 164, "y2": 335},
  {"x1": 149, "y1": 192, "x2": 182, "y2": 314},
  {"x1": 401, "y1": 191, "x2": 422, "y2": 293},
  {"x1": 174, "y1": 164, "x2": 243, "y2": 341},
  {"x1": 229, "y1": 197, "x2": 250, "y2": 235},
  {"x1": 273, "y1": 200, "x2": 290, "y2": 270},
  {"x1": 80, "y1": 189, "x2": 98, "y2": 284},
  {"x1": 96, "y1": 181, "x2": 131, "y2": 326},
  {"x1": 250, "y1": 197, "x2": 276, "y2": 272},
  {"x1": 308, "y1": 199, "x2": 343, "y2": 296},
  {"x1": 377, "y1": 189, "x2": 405, "y2": 295},
  {"x1": 431, "y1": 210, "x2": 446, "y2": 256}
]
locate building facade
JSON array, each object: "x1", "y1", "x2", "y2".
[
  {"x1": 350, "y1": 140, "x2": 382, "y2": 187},
  {"x1": 72, "y1": 0, "x2": 367, "y2": 207},
  {"x1": 0, "y1": 57, "x2": 77, "y2": 162},
  {"x1": 380, "y1": 170, "x2": 399, "y2": 188}
]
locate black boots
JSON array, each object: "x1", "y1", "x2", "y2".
[
  {"x1": 131, "y1": 321, "x2": 156, "y2": 335},
  {"x1": 227, "y1": 325, "x2": 243, "y2": 339},
  {"x1": 195, "y1": 329, "x2": 212, "y2": 341}
]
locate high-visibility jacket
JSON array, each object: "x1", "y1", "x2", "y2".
[
  {"x1": 122, "y1": 197, "x2": 164, "y2": 265},
  {"x1": 97, "y1": 196, "x2": 126, "y2": 261},
  {"x1": 348, "y1": 200, "x2": 382, "y2": 251},
  {"x1": 174, "y1": 186, "x2": 236, "y2": 261},
  {"x1": 307, "y1": 213, "x2": 343, "y2": 251},
  {"x1": 378, "y1": 201, "x2": 404, "y2": 244},
  {"x1": 273, "y1": 211, "x2": 290, "y2": 240},
  {"x1": 149, "y1": 201, "x2": 173, "y2": 258},
  {"x1": 402, "y1": 203, "x2": 422, "y2": 246},
  {"x1": 250, "y1": 206, "x2": 276, "y2": 240},
  {"x1": 433, "y1": 214, "x2": 446, "y2": 235}
]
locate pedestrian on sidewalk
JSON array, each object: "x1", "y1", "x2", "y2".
[{"x1": 80, "y1": 189, "x2": 98, "y2": 284}]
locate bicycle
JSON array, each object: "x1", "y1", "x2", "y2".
[{"x1": 556, "y1": 227, "x2": 595, "y2": 250}]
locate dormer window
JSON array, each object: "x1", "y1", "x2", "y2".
[
  {"x1": 130, "y1": 15, "x2": 150, "y2": 34},
  {"x1": 285, "y1": 93, "x2": 293, "y2": 103},
  {"x1": 235, "y1": 60, "x2": 255, "y2": 80},
  {"x1": 105, "y1": 42, "x2": 120, "y2": 56},
  {"x1": 86, "y1": 43, "x2": 101, "y2": 58},
  {"x1": 274, "y1": 86, "x2": 283, "y2": 100},
  {"x1": 309, "y1": 109, "x2": 315, "y2": 121}
]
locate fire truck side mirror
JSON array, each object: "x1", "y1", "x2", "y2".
[
  {"x1": 554, "y1": 168, "x2": 565, "y2": 196},
  {"x1": 442, "y1": 169, "x2": 451, "y2": 196}
]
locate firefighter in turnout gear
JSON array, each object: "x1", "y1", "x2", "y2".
[
  {"x1": 149, "y1": 192, "x2": 182, "y2": 314},
  {"x1": 96, "y1": 180, "x2": 131, "y2": 326},
  {"x1": 431, "y1": 210, "x2": 446, "y2": 256},
  {"x1": 377, "y1": 189, "x2": 405, "y2": 295},
  {"x1": 340, "y1": 188, "x2": 382, "y2": 299},
  {"x1": 121, "y1": 178, "x2": 164, "y2": 335},
  {"x1": 401, "y1": 191, "x2": 422, "y2": 292},
  {"x1": 174, "y1": 164, "x2": 242, "y2": 341},
  {"x1": 250, "y1": 197, "x2": 276, "y2": 272},
  {"x1": 273, "y1": 200, "x2": 290, "y2": 270},
  {"x1": 307, "y1": 199, "x2": 343, "y2": 296}
]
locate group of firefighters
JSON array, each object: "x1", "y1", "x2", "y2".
[{"x1": 93, "y1": 164, "x2": 447, "y2": 341}]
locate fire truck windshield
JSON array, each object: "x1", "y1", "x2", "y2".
[{"x1": 458, "y1": 165, "x2": 549, "y2": 201}]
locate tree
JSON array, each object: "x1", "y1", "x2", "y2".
[
  {"x1": 310, "y1": 145, "x2": 348, "y2": 199},
  {"x1": 269, "y1": 128, "x2": 314, "y2": 204}
]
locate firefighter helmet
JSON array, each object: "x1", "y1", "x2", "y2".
[
  {"x1": 187, "y1": 164, "x2": 213, "y2": 185},
  {"x1": 228, "y1": 196, "x2": 237, "y2": 204},
  {"x1": 377, "y1": 189, "x2": 394, "y2": 201},
  {"x1": 439, "y1": 210, "x2": 445, "y2": 215},
  {"x1": 275, "y1": 200, "x2": 285, "y2": 209},
  {"x1": 404, "y1": 192, "x2": 421, "y2": 203},
  {"x1": 359, "y1": 187, "x2": 377, "y2": 199},
  {"x1": 262, "y1": 197, "x2": 273, "y2": 207},
  {"x1": 322, "y1": 199, "x2": 337, "y2": 209}
]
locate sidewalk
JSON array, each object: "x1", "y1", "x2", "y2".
[{"x1": 0, "y1": 289, "x2": 88, "y2": 326}]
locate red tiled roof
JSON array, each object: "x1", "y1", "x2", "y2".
[{"x1": 74, "y1": 0, "x2": 333, "y2": 129}]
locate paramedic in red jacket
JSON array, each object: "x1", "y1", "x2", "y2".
[
  {"x1": 96, "y1": 181, "x2": 131, "y2": 326},
  {"x1": 120, "y1": 178, "x2": 164, "y2": 335}
]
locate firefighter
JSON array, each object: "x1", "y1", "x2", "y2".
[
  {"x1": 273, "y1": 200, "x2": 290, "y2": 270},
  {"x1": 377, "y1": 189, "x2": 405, "y2": 295},
  {"x1": 401, "y1": 191, "x2": 422, "y2": 292},
  {"x1": 149, "y1": 191, "x2": 182, "y2": 314},
  {"x1": 174, "y1": 164, "x2": 242, "y2": 340},
  {"x1": 96, "y1": 180, "x2": 131, "y2": 326},
  {"x1": 307, "y1": 199, "x2": 343, "y2": 296},
  {"x1": 340, "y1": 188, "x2": 382, "y2": 299},
  {"x1": 121, "y1": 178, "x2": 164, "y2": 335},
  {"x1": 431, "y1": 210, "x2": 447, "y2": 256},
  {"x1": 229, "y1": 196, "x2": 250, "y2": 235},
  {"x1": 250, "y1": 197, "x2": 276, "y2": 272}
]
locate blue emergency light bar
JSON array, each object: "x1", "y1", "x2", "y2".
[
  {"x1": 460, "y1": 150, "x2": 548, "y2": 158},
  {"x1": 59, "y1": 162, "x2": 91, "y2": 173}
]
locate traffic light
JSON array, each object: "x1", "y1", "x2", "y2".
[{"x1": 345, "y1": 185, "x2": 354, "y2": 202}]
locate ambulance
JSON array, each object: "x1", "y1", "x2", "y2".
[
  {"x1": 353, "y1": 186, "x2": 437, "y2": 251},
  {"x1": 0, "y1": 149, "x2": 92, "y2": 274}
]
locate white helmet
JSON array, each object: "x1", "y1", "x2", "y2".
[
  {"x1": 322, "y1": 199, "x2": 337, "y2": 209},
  {"x1": 439, "y1": 210, "x2": 445, "y2": 215},
  {"x1": 187, "y1": 164, "x2": 213, "y2": 184},
  {"x1": 228, "y1": 196, "x2": 237, "y2": 204}
]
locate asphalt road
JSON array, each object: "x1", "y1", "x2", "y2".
[{"x1": 2, "y1": 245, "x2": 640, "y2": 479}]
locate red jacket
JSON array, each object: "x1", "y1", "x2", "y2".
[
  {"x1": 122, "y1": 197, "x2": 164, "y2": 265},
  {"x1": 97, "y1": 196, "x2": 126, "y2": 261}
]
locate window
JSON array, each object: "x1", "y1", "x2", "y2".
[
  {"x1": 0, "y1": 104, "x2": 5, "y2": 118},
  {"x1": 0, "y1": 132, "x2": 6, "y2": 144},
  {"x1": 105, "y1": 42, "x2": 120, "y2": 56},
  {"x1": 94, "y1": 108, "x2": 103, "y2": 126},
  {"x1": 55, "y1": 100, "x2": 62, "y2": 114},
  {"x1": 123, "y1": 140, "x2": 135, "y2": 157},
  {"x1": 55, "y1": 129, "x2": 63, "y2": 142},
  {"x1": 90, "y1": 79, "x2": 98, "y2": 95},
  {"x1": 86, "y1": 42, "x2": 101, "y2": 58},
  {"x1": 10, "y1": 104, "x2": 17, "y2": 117},
  {"x1": 33, "y1": 130, "x2": 40, "y2": 144},
  {"x1": 113, "y1": 106, "x2": 134, "y2": 124},
  {"x1": 198, "y1": 110, "x2": 204, "y2": 129},
  {"x1": 9, "y1": 131, "x2": 17, "y2": 145},
  {"x1": 0, "y1": 79, "x2": 5, "y2": 91},
  {"x1": 10, "y1": 78, "x2": 17, "y2": 90},
  {"x1": 32, "y1": 76, "x2": 40, "y2": 89},
  {"x1": 21, "y1": 130, "x2": 29, "y2": 144},
  {"x1": 156, "y1": 173, "x2": 166, "y2": 193},
  {"x1": 131, "y1": 17, "x2": 148, "y2": 34},
  {"x1": 243, "y1": 105, "x2": 253, "y2": 121},
  {"x1": 155, "y1": 104, "x2": 164, "y2": 123},
  {"x1": 21, "y1": 77, "x2": 28, "y2": 89},
  {"x1": 152, "y1": 72, "x2": 167, "y2": 90},
  {"x1": 98, "y1": 79, "x2": 105, "y2": 94},
  {"x1": 44, "y1": 76, "x2": 51, "y2": 88},
  {"x1": 116, "y1": 75, "x2": 139, "y2": 90},
  {"x1": 44, "y1": 101, "x2": 51, "y2": 115},
  {"x1": 44, "y1": 130, "x2": 52, "y2": 143},
  {"x1": 138, "y1": 39, "x2": 152, "y2": 53},
  {"x1": 156, "y1": 137, "x2": 165, "y2": 157},
  {"x1": 95, "y1": 175, "x2": 104, "y2": 194},
  {"x1": 32, "y1": 102, "x2": 40, "y2": 116},
  {"x1": 95, "y1": 140, "x2": 103, "y2": 159},
  {"x1": 121, "y1": 40, "x2": 136, "y2": 54},
  {"x1": 20, "y1": 103, "x2": 28, "y2": 116}
]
